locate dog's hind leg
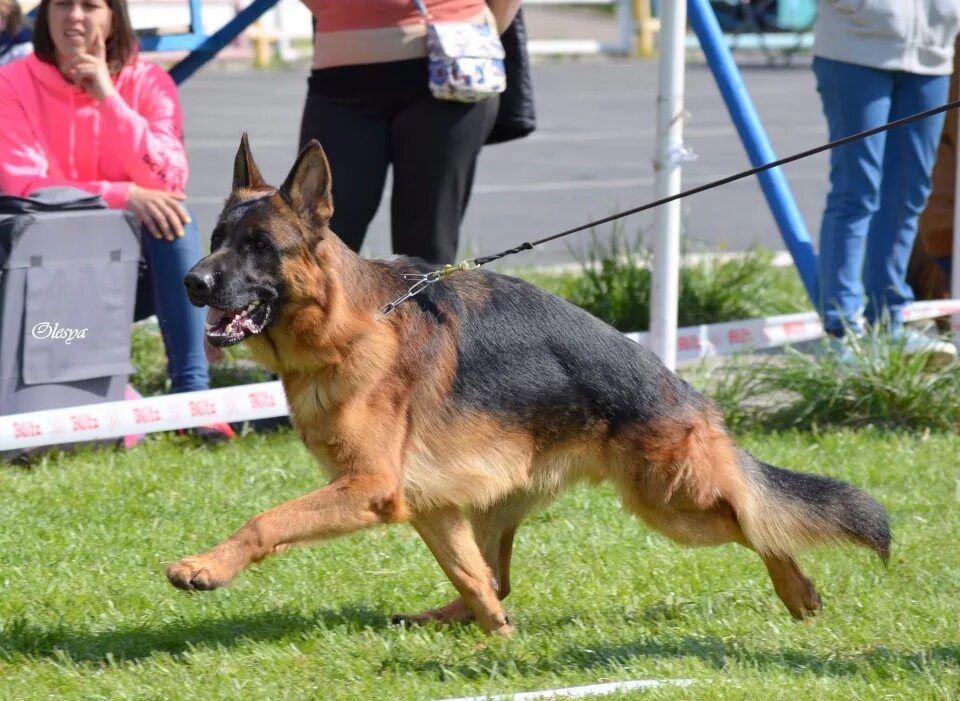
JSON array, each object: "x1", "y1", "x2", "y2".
[
  {"x1": 761, "y1": 555, "x2": 822, "y2": 620},
  {"x1": 617, "y1": 472, "x2": 825, "y2": 620},
  {"x1": 408, "y1": 506, "x2": 515, "y2": 634},
  {"x1": 608, "y1": 408, "x2": 890, "y2": 620},
  {"x1": 393, "y1": 492, "x2": 542, "y2": 626}
]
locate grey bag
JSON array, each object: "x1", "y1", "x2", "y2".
[{"x1": 0, "y1": 188, "x2": 141, "y2": 455}]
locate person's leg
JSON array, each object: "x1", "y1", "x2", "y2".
[
  {"x1": 863, "y1": 71, "x2": 950, "y2": 332},
  {"x1": 298, "y1": 81, "x2": 389, "y2": 253},
  {"x1": 389, "y1": 92, "x2": 498, "y2": 264},
  {"x1": 813, "y1": 57, "x2": 893, "y2": 336},
  {"x1": 935, "y1": 256, "x2": 953, "y2": 277},
  {"x1": 141, "y1": 217, "x2": 208, "y2": 394}
]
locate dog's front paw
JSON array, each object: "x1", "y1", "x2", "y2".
[{"x1": 166, "y1": 555, "x2": 235, "y2": 591}]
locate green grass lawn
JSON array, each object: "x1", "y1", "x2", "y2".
[{"x1": 1, "y1": 429, "x2": 958, "y2": 700}]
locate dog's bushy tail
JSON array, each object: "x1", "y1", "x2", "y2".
[{"x1": 734, "y1": 449, "x2": 890, "y2": 562}]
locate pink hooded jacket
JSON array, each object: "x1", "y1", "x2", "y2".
[{"x1": 0, "y1": 53, "x2": 187, "y2": 209}]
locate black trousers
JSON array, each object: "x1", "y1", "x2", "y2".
[{"x1": 299, "y1": 59, "x2": 499, "y2": 264}]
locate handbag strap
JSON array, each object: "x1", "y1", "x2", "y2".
[{"x1": 412, "y1": 0, "x2": 431, "y2": 19}]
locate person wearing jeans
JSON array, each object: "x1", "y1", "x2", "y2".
[
  {"x1": 137, "y1": 216, "x2": 209, "y2": 394},
  {"x1": 813, "y1": 0, "x2": 960, "y2": 362},
  {"x1": 0, "y1": 0, "x2": 233, "y2": 442}
]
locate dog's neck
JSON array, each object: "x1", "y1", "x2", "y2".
[{"x1": 246, "y1": 232, "x2": 395, "y2": 378}]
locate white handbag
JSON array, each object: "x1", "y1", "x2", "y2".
[{"x1": 414, "y1": 0, "x2": 507, "y2": 103}]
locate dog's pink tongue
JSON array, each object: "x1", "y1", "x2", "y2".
[
  {"x1": 204, "y1": 308, "x2": 227, "y2": 363},
  {"x1": 206, "y1": 307, "x2": 226, "y2": 326},
  {"x1": 204, "y1": 338, "x2": 224, "y2": 364}
]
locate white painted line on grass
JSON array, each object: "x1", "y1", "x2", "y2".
[{"x1": 434, "y1": 678, "x2": 695, "y2": 701}]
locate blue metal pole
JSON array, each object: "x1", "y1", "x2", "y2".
[
  {"x1": 188, "y1": 0, "x2": 204, "y2": 36},
  {"x1": 687, "y1": 0, "x2": 818, "y2": 305},
  {"x1": 169, "y1": 0, "x2": 281, "y2": 85}
]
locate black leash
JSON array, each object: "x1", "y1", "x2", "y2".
[{"x1": 380, "y1": 96, "x2": 960, "y2": 315}]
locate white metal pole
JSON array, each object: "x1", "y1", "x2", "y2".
[
  {"x1": 951, "y1": 113, "x2": 960, "y2": 343},
  {"x1": 616, "y1": 0, "x2": 634, "y2": 55},
  {"x1": 650, "y1": 0, "x2": 687, "y2": 370},
  {"x1": 274, "y1": 0, "x2": 294, "y2": 64}
]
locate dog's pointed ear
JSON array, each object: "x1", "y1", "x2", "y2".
[
  {"x1": 233, "y1": 132, "x2": 266, "y2": 190},
  {"x1": 278, "y1": 139, "x2": 333, "y2": 224}
]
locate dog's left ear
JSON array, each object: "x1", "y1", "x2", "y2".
[{"x1": 278, "y1": 140, "x2": 333, "y2": 225}]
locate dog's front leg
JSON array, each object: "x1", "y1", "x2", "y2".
[{"x1": 166, "y1": 473, "x2": 403, "y2": 591}]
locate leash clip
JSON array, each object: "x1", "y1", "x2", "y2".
[{"x1": 378, "y1": 259, "x2": 477, "y2": 316}]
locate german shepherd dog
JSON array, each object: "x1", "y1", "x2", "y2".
[{"x1": 167, "y1": 135, "x2": 890, "y2": 634}]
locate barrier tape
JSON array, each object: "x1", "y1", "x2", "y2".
[
  {"x1": 2, "y1": 299, "x2": 959, "y2": 452},
  {"x1": 626, "y1": 310, "x2": 826, "y2": 363},
  {"x1": 0, "y1": 381, "x2": 289, "y2": 452}
]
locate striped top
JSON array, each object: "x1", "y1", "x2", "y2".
[{"x1": 303, "y1": 0, "x2": 492, "y2": 70}]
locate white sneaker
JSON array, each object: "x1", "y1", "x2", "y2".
[
  {"x1": 900, "y1": 330, "x2": 957, "y2": 368},
  {"x1": 822, "y1": 335, "x2": 859, "y2": 366}
]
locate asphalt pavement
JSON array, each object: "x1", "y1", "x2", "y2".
[{"x1": 179, "y1": 53, "x2": 829, "y2": 267}]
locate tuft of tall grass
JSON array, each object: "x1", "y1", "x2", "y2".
[
  {"x1": 518, "y1": 227, "x2": 810, "y2": 332},
  {"x1": 704, "y1": 329, "x2": 960, "y2": 433}
]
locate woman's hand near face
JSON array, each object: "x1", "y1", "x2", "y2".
[
  {"x1": 126, "y1": 184, "x2": 190, "y2": 242},
  {"x1": 62, "y1": 28, "x2": 114, "y2": 100}
]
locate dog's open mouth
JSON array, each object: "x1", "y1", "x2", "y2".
[{"x1": 205, "y1": 300, "x2": 271, "y2": 346}]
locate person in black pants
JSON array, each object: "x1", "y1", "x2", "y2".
[
  {"x1": 299, "y1": 61, "x2": 497, "y2": 265},
  {"x1": 298, "y1": 0, "x2": 520, "y2": 265}
]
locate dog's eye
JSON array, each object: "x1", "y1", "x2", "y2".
[{"x1": 249, "y1": 231, "x2": 270, "y2": 251}]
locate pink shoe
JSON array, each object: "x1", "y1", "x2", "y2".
[{"x1": 177, "y1": 421, "x2": 236, "y2": 444}]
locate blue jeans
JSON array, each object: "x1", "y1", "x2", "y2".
[
  {"x1": 813, "y1": 57, "x2": 949, "y2": 336},
  {"x1": 141, "y1": 217, "x2": 209, "y2": 393}
]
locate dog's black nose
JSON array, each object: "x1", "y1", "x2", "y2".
[{"x1": 184, "y1": 271, "x2": 215, "y2": 301}]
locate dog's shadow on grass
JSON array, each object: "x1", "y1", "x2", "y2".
[
  {"x1": 0, "y1": 605, "x2": 389, "y2": 664},
  {"x1": 406, "y1": 632, "x2": 960, "y2": 681},
  {"x1": 557, "y1": 637, "x2": 960, "y2": 678},
  {"x1": 402, "y1": 601, "x2": 960, "y2": 681},
  {"x1": 5, "y1": 603, "x2": 959, "y2": 680}
]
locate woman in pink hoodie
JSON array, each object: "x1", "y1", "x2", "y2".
[{"x1": 0, "y1": 0, "x2": 233, "y2": 442}]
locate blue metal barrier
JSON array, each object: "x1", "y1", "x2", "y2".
[
  {"x1": 688, "y1": 0, "x2": 819, "y2": 305},
  {"x1": 135, "y1": 0, "x2": 204, "y2": 53},
  {"x1": 168, "y1": 0, "x2": 280, "y2": 84}
]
